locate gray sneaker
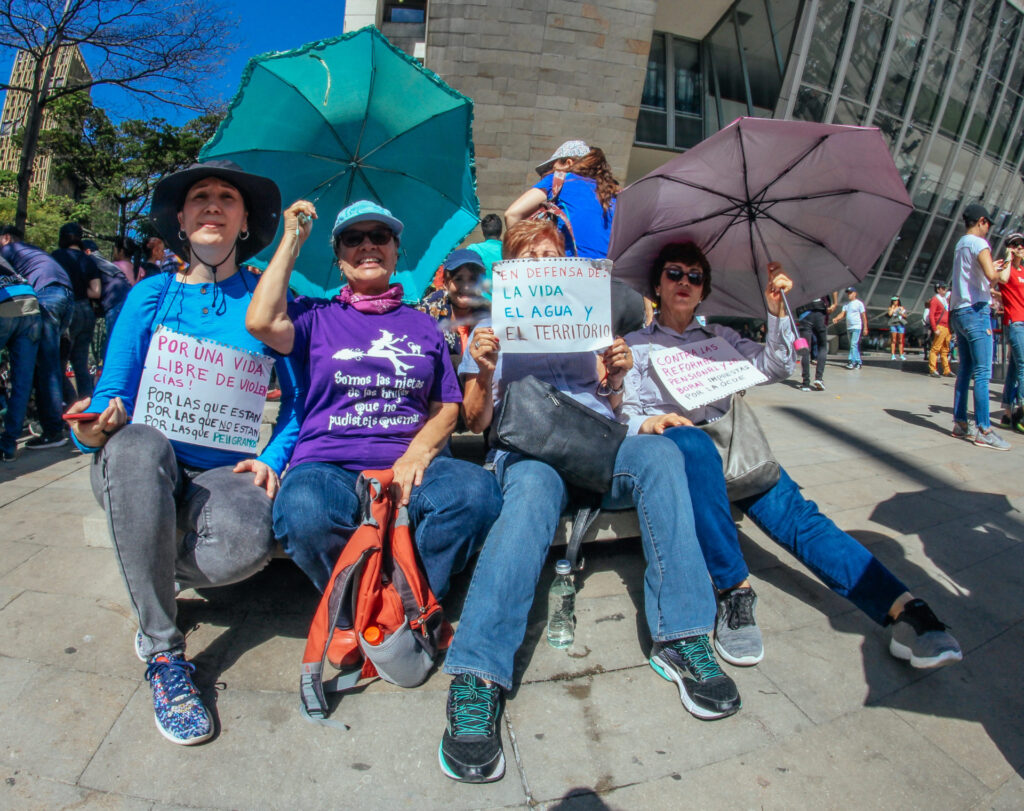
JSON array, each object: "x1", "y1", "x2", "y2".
[
  {"x1": 714, "y1": 586, "x2": 763, "y2": 666},
  {"x1": 889, "y1": 599, "x2": 962, "y2": 668},
  {"x1": 951, "y1": 421, "x2": 973, "y2": 439},
  {"x1": 974, "y1": 427, "x2": 1011, "y2": 451}
]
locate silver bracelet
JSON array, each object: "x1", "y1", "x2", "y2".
[{"x1": 597, "y1": 378, "x2": 624, "y2": 397}]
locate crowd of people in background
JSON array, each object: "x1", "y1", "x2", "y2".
[{"x1": 4, "y1": 138, "x2": 1015, "y2": 779}]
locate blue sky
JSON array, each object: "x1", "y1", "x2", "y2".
[{"x1": 1, "y1": 0, "x2": 347, "y2": 125}]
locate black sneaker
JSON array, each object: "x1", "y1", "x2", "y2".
[
  {"x1": 0, "y1": 448, "x2": 14, "y2": 462},
  {"x1": 438, "y1": 674, "x2": 505, "y2": 783},
  {"x1": 889, "y1": 599, "x2": 962, "y2": 668},
  {"x1": 650, "y1": 634, "x2": 740, "y2": 720},
  {"x1": 24, "y1": 433, "x2": 66, "y2": 450}
]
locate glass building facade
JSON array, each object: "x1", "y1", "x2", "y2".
[{"x1": 637, "y1": 0, "x2": 1024, "y2": 323}]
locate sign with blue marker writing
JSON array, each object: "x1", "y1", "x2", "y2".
[{"x1": 491, "y1": 257, "x2": 613, "y2": 353}]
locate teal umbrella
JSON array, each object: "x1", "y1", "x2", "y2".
[{"x1": 200, "y1": 26, "x2": 479, "y2": 299}]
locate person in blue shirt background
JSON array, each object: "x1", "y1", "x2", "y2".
[
  {"x1": 64, "y1": 160, "x2": 303, "y2": 746},
  {"x1": 504, "y1": 139, "x2": 646, "y2": 335},
  {"x1": 0, "y1": 225, "x2": 73, "y2": 448}
]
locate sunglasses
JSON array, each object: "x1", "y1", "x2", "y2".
[
  {"x1": 1009, "y1": 242, "x2": 1024, "y2": 249},
  {"x1": 664, "y1": 266, "x2": 705, "y2": 286},
  {"x1": 337, "y1": 228, "x2": 394, "y2": 248}
]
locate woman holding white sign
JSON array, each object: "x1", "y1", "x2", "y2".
[
  {"x1": 436, "y1": 220, "x2": 736, "y2": 786},
  {"x1": 621, "y1": 240, "x2": 962, "y2": 672},
  {"x1": 65, "y1": 160, "x2": 303, "y2": 746}
]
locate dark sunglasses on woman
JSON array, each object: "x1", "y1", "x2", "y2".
[
  {"x1": 338, "y1": 228, "x2": 394, "y2": 248},
  {"x1": 664, "y1": 267, "x2": 704, "y2": 286}
]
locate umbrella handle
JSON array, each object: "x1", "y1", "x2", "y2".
[{"x1": 778, "y1": 289, "x2": 809, "y2": 352}]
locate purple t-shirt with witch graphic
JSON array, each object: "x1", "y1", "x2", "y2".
[{"x1": 287, "y1": 298, "x2": 461, "y2": 471}]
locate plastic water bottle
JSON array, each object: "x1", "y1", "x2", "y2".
[{"x1": 546, "y1": 559, "x2": 576, "y2": 649}]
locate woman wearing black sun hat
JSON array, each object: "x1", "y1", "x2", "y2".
[{"x1": 64, "y1": 160, "x2": 304, "y2": 746}]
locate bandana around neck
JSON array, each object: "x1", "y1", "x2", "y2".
[{"x1": 337, "y1": 283, "x2": 405, "y2": 314}]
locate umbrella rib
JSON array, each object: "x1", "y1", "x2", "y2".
[
  {"x1": 203, "y1": 146, "x2": 354, "y2": 166},
  {"x1": 353, "y1": 41, "x2": 378, "y2": 160},
  {"x1": 757, "y1": 210, "x2": 855, "y2": 270},
  {"x1": 701, "y1": 205, "x2": 754, "y2": 256},
  {"x1": 747, "y1": 133, "x2": 830, "y2": 200},
  {"x1": 760, "y1": 188, "x2": 913, "y2": 208},
  {"x1": 357, "y1": 163, "x2": 474, "y2": 211},
  {"x1": 252, "y1": 65, "x2": 355, "y2": 162},
  {"x1": 359, "y1": 105, "x2": 466, "y2": 163},
  {"x1": 636, "y1": 174, "x2": 749, "y2": 207}
]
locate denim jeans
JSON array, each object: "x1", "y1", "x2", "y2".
[
  {"x1": 1000, "y1": 321, "x2": 1024, "y2": 408},
  {"x1": 661, "y1": 428, "x2": 908, "y2": 626},
  {"x1": 90, "y1": 424, "x2": 276, "y2": 656},
  {"x1": 847, "y1": 329, "x2": 862, "y2": 364},
  {"x1": 798, "y1": 311, "x2": 828, "y2": 384},
  {"x1": 33, "y1": 284, "x2": 73, "y2": 436},
  {"x1": 274, "y1": 453, "x2": 502, "y2": 598},
  {"x1": 101, "y1": 302, "x2": 123, "y2": 364},
  {"x1": 65, "y1": 298, "x2": 96, "y2": 399},
  {"x1": 444, "y1": 435, "x2": 716, "y2": 690},
  {"x1": 951, "y1": 302, "x2": 994, "y2": 429},
  {"x1": 0, "y1": 312, "x2": 41, "y2": 454}
]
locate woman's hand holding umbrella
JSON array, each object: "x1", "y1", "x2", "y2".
[
  {"x1": 283, "y1": 200, "x2": 317, "y2": 255},
  {"x1": 764, "y1": 263, "x2": 794, "y2": 318}
]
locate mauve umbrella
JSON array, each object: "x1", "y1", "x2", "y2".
[{"x1": 608, "y1": 117, "x2": 913, "y2": 324}]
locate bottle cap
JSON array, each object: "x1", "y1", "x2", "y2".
[
  {"x1": 363, "y1": 625, "x2": 383, "y2": 645},
  {"x1": 554, "y1": 559, "x2": 572, "y2": 575}
]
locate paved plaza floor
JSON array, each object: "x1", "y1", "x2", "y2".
[{"x1": 1, "y1": 353, "x2": 1023, "y2": 810}]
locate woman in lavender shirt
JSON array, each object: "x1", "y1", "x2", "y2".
[{"x1": 246, "y1": 199, "x2": 501, "y2": 598}]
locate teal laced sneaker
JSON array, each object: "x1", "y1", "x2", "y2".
[
  {"x1": 438, "y1": 674, "x2": 505, "y2": 783},
  {"x1": 650, "y1": 634, "x2": 741, "y2": 720},
  {"x1": 144, "y1": 650, "x2": 213, "y2": 745}
]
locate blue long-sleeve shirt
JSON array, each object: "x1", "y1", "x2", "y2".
[{"x1": 75, "y1": 270, "x2": 303, "y2": 474}]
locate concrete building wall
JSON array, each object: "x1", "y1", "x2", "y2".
[{"x1": 424, "y1": 0, "x2": 658, "y2": 220}]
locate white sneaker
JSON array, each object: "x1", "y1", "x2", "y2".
[{"x1": 812, "y1": 379, "x2": 825, "y2": 391}]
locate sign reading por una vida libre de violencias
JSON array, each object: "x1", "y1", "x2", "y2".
[
  {"x1": 133, "y1": 326, "x2": 273, "y2": 451},
  {"x1": 650, "y1": 338, "x2": 768, "y2": 410},
  {"x1": 491, "y1": 257, "x2": 613, "y2": 353}
]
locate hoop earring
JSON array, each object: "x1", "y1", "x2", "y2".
[
  {"x1": 177, "y1": 229, "x2": 187, "y2": 241},
  {"x1": 239, "y1": 229, "x2": 250, "y2": 241}
]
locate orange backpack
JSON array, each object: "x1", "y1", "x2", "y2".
[{"x1": 300, "y1": 469, "x2": 452, "y2": 719}]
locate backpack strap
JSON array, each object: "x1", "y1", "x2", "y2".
[{"x1": 549, "y1": 170, "x2": 566, "y2": 202}]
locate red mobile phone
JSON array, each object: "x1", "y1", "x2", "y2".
[{"x1": 62, "y1": 411, "x2": 100, "y2": 422}]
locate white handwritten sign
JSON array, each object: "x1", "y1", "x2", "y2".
[
  {"x1": 491, "y1": 257, "x2": 613, "y2": 353},
  {"x1": 133, "y1": 326, "x2": 273, "y2": 451},
  {"x1": 650, "y1": 339, "x2": 768, "y2": 410}
]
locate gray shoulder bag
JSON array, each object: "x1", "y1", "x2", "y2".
[{"x1": 698, "y1": 392, "x2": 780, "y2": 502}]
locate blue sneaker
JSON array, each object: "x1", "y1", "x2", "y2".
[
  {"x1": 145, "y1": 650, "x2": 213, "y2": 745},
  {"x1": 438, "y1": 674, "x2": 505, "y2": 783},
  {"x1": 650, "y1": 634, "x2": 740, "y2": 720}
]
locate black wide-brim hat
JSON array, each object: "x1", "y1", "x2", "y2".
[{"x1": 150, "y1": 160, "x2": 281, "y2": 264}]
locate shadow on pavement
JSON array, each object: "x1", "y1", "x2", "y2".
[{"x1": 779, "y1": 405, "x2": 1024, "y2": 780}]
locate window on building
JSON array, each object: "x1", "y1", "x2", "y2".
[
  {"x1": 384, "y1": 0, "x2": 426, "y2": 23},
  {"x1": 636, "y1": 32, "x2": 703, "y2": 151}
]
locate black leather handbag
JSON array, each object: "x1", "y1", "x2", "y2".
[{"x1": 491, "y1": 374, "x2": 627, "y2": 493}]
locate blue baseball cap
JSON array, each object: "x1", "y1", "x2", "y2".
[
  {"x1": 332, "y1": 200, "x2": 404, "y2": 239},
  {"x1": 443, "y1": 249, "x2": 485, "y2": 274}
]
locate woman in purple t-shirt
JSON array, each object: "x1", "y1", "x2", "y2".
[{"x1": 247, "y1": 199, "x2": 502, "y2": 597}]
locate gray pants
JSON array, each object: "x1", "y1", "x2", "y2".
[{"x1": 90, "y1": 424, "x2": 274, "y2": 657}]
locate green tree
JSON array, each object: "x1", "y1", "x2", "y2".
[
  {"x1": 41, "y1": 94, "x2": 222, "y2": 240},
  {"x1": 0, "y1": 0, "x2": 235, "y2": 231}
]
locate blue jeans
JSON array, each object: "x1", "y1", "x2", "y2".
[
  {"x1": 1000, "y1": 321, "x2": 1024, "y2": 408},
  {"x1": 951, "y1": 303, "x2": 994, "y2": 429},
  {"x1": 662, "y1": 428, "x2": 908, "y2": 626},
  {"x1": 847, "y1": 329, "x2": 862, "y2": 364},
  {"x1": 65, "y1": 298, "x2": 96, "y2": 399},
  {"x1": 33, "y1": 284, "x2": 73, "y2": 436},
  {"x1": 0, "y1": 312, "x2": 41, "y2": 454},
  {"x1": 273, "y1": 454, "x2": 502, "y2": 598},
  {"x1": 444, "y1": 435, "x2": 716, "y2": 690}
]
